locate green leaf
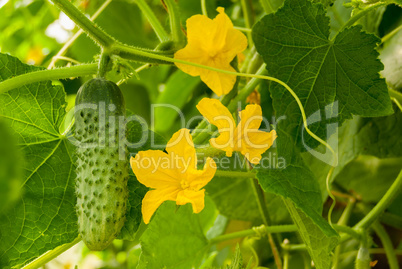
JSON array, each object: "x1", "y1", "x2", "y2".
[
  {"x1": 139, "y1": 202, "x2": 209, "y2": 269},
  {"x1": 0, "y1": 53, "x2": 77, "y2": 268},
  {"x1": 252, "y1": 0, "x2": 393, "y2": 150},
  {"x1": 154, "y1": 70, "x2": 200, "y2": 133},
  {"x1": 256, "y1": 139, "x2": 339, "y2": 269},
  {"x1": 311, "y1": 0, "x2": 335, "y2": 6},
  {"x1": 284, "y1": 201, "x2": 339, "y2": 269},
  {"x1": 0, "y1": 120, "x2": 23, "y2": 213}
]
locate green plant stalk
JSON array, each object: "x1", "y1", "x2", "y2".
[
  {"x1": 381, "y1": 23, "x2": 402, "y2": 44},
  {"x1": 214, "y1": 170, "x2": 257, "y2": 178},
  {"x1": 372, "y1": 222, "x2": 400, "y2": 269},
  {"x1": 338, "y1": 1, "x2": 389, "y2": 33},
  {"x1": 259, "y1": 0, "x2": 275, "y2": 14},
  {"x1": 389, "y1": 88, "x2": 402, "y2": 105},
  {"x1": 240, "y1": 0, "x2": 254, "y2": 47},
  {"x1": 227, "y1": 64, "x2": 267, "y2": 112},
  {"x1": 164, "y1": 0, "x2": 185, "y2": 47},
  {"x1": 0, "y1": 63, "x2": 98, "y2": 95},
  {"x1": 47, "y1": 0, "x2": 112, "y2": 69},
  {"x1": 136, "y1": 0, "x2": 170, "y2": 42},
  {"x1": 209, "y1": 225, "x2": 298, "y2": 245},
  {"x1": 201, "y1": 0, "x2": 208, "y2": 16},
  {"x1": 354, "y1": 169, "x2": 402, "y2": 230},
  {"x1": 240, "y1": 46, "x2": 257, "y2": 73},
  {"x1": 50, "y1": 0, "x2": 115, "y2": 48},
  {"x1": 97, "y1": 51, "x2": 110, "y2": 78},
  {"x1": 355, "y1": 231, "x2": 371, "y2": 269},
  {"x1": 22, "y1": 236, "x2": 81, "y2": 269},
  {"x1": 251, "y1": 178, "x2": 283, "y2": 269},
  {"x1": 283, "y1": 249, "x2": 290, "y2": 269},
  {"x1": 333, "y1": 199, "x2": 356, "y2": 269}
]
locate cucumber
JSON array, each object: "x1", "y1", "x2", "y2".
[{"x1": 74, "y1": 78, "x2": 129, "y2": 251}]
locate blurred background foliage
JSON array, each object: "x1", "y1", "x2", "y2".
[{"x1": 0, "y1": 0, "x2": 401, "y2": 268}]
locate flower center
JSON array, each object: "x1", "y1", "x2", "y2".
[{"x1": 180, "y1": 179, "x2": 190, "y2": 189}]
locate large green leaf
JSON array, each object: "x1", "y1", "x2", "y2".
[
  {"x1": 138, "y1": 202, "x2": 209, "y2": 269},
  {"x1": 255, "y1": 117, "x2": 339, "y2": 269},
  {"x1": 252, "y1": 0, "x2": 393, "y2": 150},
  {"x1": 0, "y1": 53, "x2": 77, "y2": 268}
]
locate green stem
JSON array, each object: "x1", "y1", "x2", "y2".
[
  {"x1": 259, "y1": 0, "x2": 275, "y2": 14},
  {"x1": 251, "y1": 178, "x2": 283, "y2": 269},
  {"x1": 227, "y1": 64, "x2": 267, "y2": 112},
  {"x1": 338, "y1": 2, "x2": 389, "y2": 33},
  {"x1": 240, "y1": 0, "x2": 254, "y2": 47},
  {"x1": 389, "y1": 88, "x2": 402, "y2": 106},
  {"x1": 47, "y1": 0, "x2": 112, "y2": 69},
  {"x1": 0, "y1": 63, "x2": 98, "y2": 95},
  {"x1": 354, "y1": 169, "x2": 402, "y2": 230},
  {"x1": 22, "y1": 236, "x2": 81, "y2": 269},
  {"x1": 209, "y1": 225, "x2": 297, "y2": 245},
  {"x1": 164, "y1": 0, "x2": 185, "y2": 48},
  {"x1": 372, "y1": 222, "x2": 400, "y2": 269},
  {"x1": 136, "y1": 0, "x2": 170, "y2": 42},
  {"x1": 50, "y1": 0, "x2": 115, "y2": 48},
  {"x1": 240, "y1": 46, "x2": 257, "y2": 73},
  {"x1": 283, "y1": 247, "x2": 290, "y2": 269},
  {"x1": 355, "y1": 231, "x2": 371, "y2": 269},
  {"x1": 381, "y1": 23, "x2": 402, "y2": 44},
  {"x1": 214, "y1": 170, "x2": 256, "y2": 178},
  {"x1": 333, "y1": 224, "x2": 362, "y2": 240},
  {"x1": 333, "y1": 199, "x2": 356, "y2": 269},
  {"x1": 135, "y1": 0, "x2": 170, "y2": 42},
  {"x1": 201, "y1": 0, "x2": 208, "y2": 16},
  {"x1": 97, "y1": 51, "x2": 110, "y2": 78}
]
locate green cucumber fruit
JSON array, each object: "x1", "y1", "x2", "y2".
[{"x1": 74, "y1": 78, "x2": 129, "y2": 251}]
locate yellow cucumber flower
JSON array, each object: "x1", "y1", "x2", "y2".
[
  {"x1": 196, "y1": 98, "x2": 277, "y2": 164},
  {"x1": 174, "y1": 7, "x2": 248, "y2": 96},
  {"x1": 130, "y1": 128, "x2": 217, "y2": 224}
]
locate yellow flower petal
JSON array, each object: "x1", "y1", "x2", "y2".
[
  {"x1": 130, "y1": 151, "x2": 180, "y2": 189},
  {"x1": 199, "y1": 65, "x2": 238, "y2": 96},
  {"x1": 196, "y1": 98, "x2": 235, "y2": 131},
  {"x1": 238, "y1": 104, "x2": 263, "y2": 131},
  {"x1": 197, "y1": 98, "x2": 236, "y2": 154},
  {"x1": 188, "y1": 157, "x2": 217, "y2": 190},
  {"x1": 166, "y1": 128, "x2": 197, "y2": 172},
  {"x1": 240, "y1": 130, "x2": 277, "y2": 164},
  {"x1": 176, "y1": 189, "x2": 206, "y2": 213},
  {"x1": 141, "y1": 187, "x2": 180, "y2": 224},
  {"x1": 221, "y1": 28, "x2": 248, "y2": 61}
]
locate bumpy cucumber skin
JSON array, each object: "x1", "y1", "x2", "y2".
[{"x1": 74, "y1": 78, "x2": 129, "y2": 251}]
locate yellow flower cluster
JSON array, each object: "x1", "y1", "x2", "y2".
[{"x1": 130, "y1": 8, "x2": 277, "y2": 224}]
